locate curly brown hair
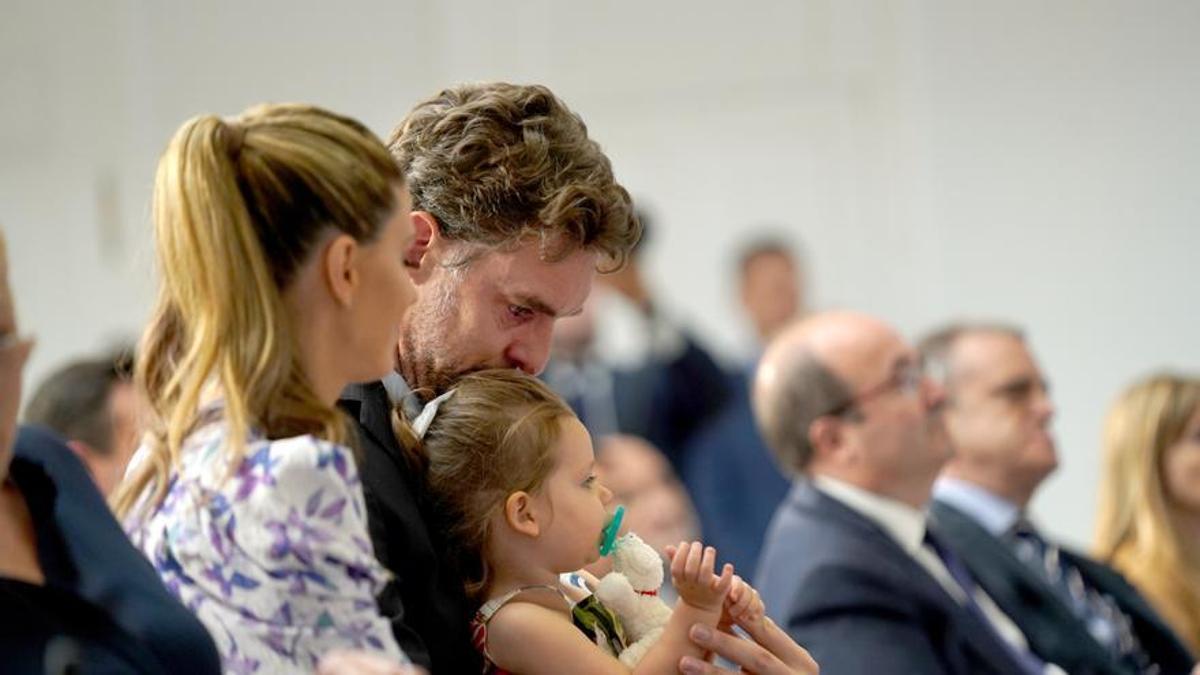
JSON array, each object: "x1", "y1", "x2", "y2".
[{"x1": 388, "y1": 82, "x2": 640, "y2": 272}]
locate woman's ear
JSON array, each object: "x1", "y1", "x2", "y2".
[
  {"x1": 323, "y1": 234, "x2": 359, "y2": 307},
  {"x1": 504, "y1": 491, "x2": 541, "y2": 538},
  {"x1": 404, "y1": 212, "x2": 441, "y2": 284}
]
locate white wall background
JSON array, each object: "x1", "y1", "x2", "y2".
[{"x1": 2, "y1": 0, "x2": 1197, "y2": 548}]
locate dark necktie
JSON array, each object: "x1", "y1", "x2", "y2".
[
  {"x1": 924, "y1": 529, "x2": 1046, "y2": 675},
  {"x1": 1008, "y1": 518, "x2": 1158, "y2": 674}
]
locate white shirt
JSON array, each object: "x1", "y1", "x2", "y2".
[{"x1": 933, "y1": 476, "x2": 1022, "y2": 537}]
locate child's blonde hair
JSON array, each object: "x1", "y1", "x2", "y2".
[{"x1": 402, "y1": 369, "x2": 575, "y2": 599}]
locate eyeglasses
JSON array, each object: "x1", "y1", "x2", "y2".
[
  {"x1": 986, "y1": 375, "x2": 1051, "y2": 407},
  {"x1": 824, "y1": 361, "x2": 923, "y2": 418}
]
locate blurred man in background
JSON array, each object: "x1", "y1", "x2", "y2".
[
  {"x1": 921, "y1": 323, "x2": 1195, "y2": 674},
  {"x1": 682, "y1": 236, "x2": 805, "y2": 577},
  {"x1": 24, "y1": 350, "x2": 139, "y2": 497},
  {"x1": 739, "y1": 238, "x2": 805, "y2": 350},
  {"x1": 543, "y1": 211, "x2": 730, "y2": 469}
]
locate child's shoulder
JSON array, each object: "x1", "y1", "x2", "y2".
[{"x1": 485, "y1": 598, "x2": 602, "y2": 674}]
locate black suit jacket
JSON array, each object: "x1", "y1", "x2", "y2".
[
  {"x1": 339, "y1": 382, "x2": 480, "y2": 674},
  {"x1": 930, "y1": 499, "x2": 1194, "y2": 675},
  {"x1": 755, "y1": 480, "x2": 1027, "y2": 675},
  {"x1": 0, "y1": 425, "x2": 220, "y2": 674}
]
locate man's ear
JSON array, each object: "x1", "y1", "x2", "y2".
[
  {"x1": 405, "y1": 211, "x2": 441, "y2": 284},
  {"x1": 503, "y1": 491, "x2": 541, "y2": 538},
  {"x1": 323, "y1": 234, "x2": 359, "y2": 308},
  {"x1": 808, "y1": 416, "x2": 842, "y2": 464}
]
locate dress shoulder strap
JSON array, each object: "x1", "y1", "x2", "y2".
[{"x1": 477, "y1": 584, "x2": 572, "y2": 624}]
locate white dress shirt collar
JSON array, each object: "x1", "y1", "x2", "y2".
[
  {"x1": 933, "y1": 476, "x2": 1021, "y2": 537},
  {"x1": 380, "y1": 371, "x2": 421, "y2": 418},
  {"x1": 812, "y1": 475, "x2": 928, "y2": 557}
]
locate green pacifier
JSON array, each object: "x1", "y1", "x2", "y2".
[{"x1": 599, "y1": 505, "x2": 626, "y2": 556}]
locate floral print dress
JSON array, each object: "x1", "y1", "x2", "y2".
[{"x1": 125, "y1": 414, "x2": 408, "y2": 673}]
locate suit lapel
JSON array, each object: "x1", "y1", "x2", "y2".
[
  {"x1": 794, "y1": 483, "x2": 1033, "y2": 675},
  {"x1": 930, "y1": 500, "x2": 1123, "y2": 675},
  {"x1": 340, "y1": 381, "x2": 404, "y2": 460}
]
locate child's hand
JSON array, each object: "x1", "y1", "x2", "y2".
[
  {"x1": 667, "y1": 540, "x2": 733, "y2": 612},
  {"x1": 720, "y1": 575, "x2": 765, "y2": 629}
]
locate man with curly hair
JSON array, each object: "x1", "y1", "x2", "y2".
[{"x1": 339, "y1": 82, "x2": 640, "y2": 673}]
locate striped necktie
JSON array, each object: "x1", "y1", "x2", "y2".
[{"x1": 1008, "y1": 518, "x2": 1158, "y2": 674}]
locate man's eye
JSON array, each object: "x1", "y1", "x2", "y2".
[{"x1": 509, "y1": 305, "x2": 533, "y2": 320}]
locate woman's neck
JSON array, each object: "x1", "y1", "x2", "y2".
[{"x1": 1171, "y1": 507, "x2": 1200, "y2": 562}]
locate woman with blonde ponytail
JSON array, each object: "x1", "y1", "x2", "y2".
[
  {"x1": 116, "y1": 103, "x2": 418, "y2": 673},
  {"x1": 1095, "y1": 373, "x2": 1200, "y2": 656}
]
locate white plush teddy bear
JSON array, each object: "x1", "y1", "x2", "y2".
[{"x1": 594, "y1": 533, "x2": 673, "y2": 667}]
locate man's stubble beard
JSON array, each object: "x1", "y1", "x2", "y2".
[{"x1": 397, "y1": 272, "x2": 466, "y2": 398}]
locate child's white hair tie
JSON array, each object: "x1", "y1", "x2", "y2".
[{"x1": 411, "y1": 389, "x2": 456, "y2": 439}]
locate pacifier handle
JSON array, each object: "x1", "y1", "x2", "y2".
[{"x1": 599, "y1": 505, "x2": 626, "y2": 556}]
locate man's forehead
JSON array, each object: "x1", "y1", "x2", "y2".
[
  {"x1": 952, "y1": 331, "x2": 1039, "y2": 384},
  {"x1": 483, "y1": 244, "x2": 596, "y2": 308},
  {"x1": 820, "y1": 322, "x2": 908, "y2": 383}
]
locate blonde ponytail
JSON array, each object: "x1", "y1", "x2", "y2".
[{"x1": 114, "y1": 104, "x2": 401, "y2": 519}]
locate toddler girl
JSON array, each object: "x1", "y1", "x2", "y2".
[{"x1": 406, "y1": 369, "x2": 763, "y2": 674}]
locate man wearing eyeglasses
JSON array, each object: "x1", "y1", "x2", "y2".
[
  {"x1": 753, "y1": 311, "x2": 1055, "y2": 674},
  {"x1": 920, "y1": 323, "x2": 1195, "y2": 675}
]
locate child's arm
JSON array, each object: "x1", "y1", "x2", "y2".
[
  {"x1": 485, "y1": 600, "x2": 639, "y2": 675},
  {"x1": 485, "y1": 542, "x2": 732, "y2": 675},
  {"x1": 629, "y1": 541, "x2": 733, "y2": 675}
]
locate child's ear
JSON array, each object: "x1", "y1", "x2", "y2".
[{"x1": 504, "y1": 491, "x2": 541, "y2": 538}]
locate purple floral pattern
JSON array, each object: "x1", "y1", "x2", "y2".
[{"x1": 126, "y1": 420, "x2": 408, "y2": 672}]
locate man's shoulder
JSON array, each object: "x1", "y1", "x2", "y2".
[
  {"x1": 14, "y1": 425, "x2": 81, "y2": 473},
  {"x1": 760, "y1": 483, "x2": 915, "y2": 588}
]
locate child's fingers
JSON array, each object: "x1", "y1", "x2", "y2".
[
  {"x1": 714, "y1": 563, "x2": 735, "y2": 594},
  {"x1": 700, "y1": 545, "x2": 717, "y2": 577},
  {"x1": 730, "y1": 581, "x2": 765, "y2": 622},
  {"x1": 684, "y1": 541, "x2": 703, "y2": 580},
  {"x1": 727, "y1": 575, "x2": 750, "y2": 613},
  {"x1": 670, "y1": 540, "x2": 688, "y2": 578},
  {"x1": 727, "y1": 575, "x2": 745, "y2": 602},
  {"x1": 664, "y1": 544, "x2": 678, "y2": 561}
]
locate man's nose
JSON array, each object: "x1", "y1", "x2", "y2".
[
  {"x1": 1032, "y1": 386, "x2": 1056, "y2": 423},
  {"x1": 921, "y1": 375, "x2": 947, "y2": 411},
  {"x1": 504, "y1": 320, "x2": 555, "y2": 375}
]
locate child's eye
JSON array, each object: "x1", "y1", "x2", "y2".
[{"x1": 582, "y1": 475, "x2": 597, "y2": 488}]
